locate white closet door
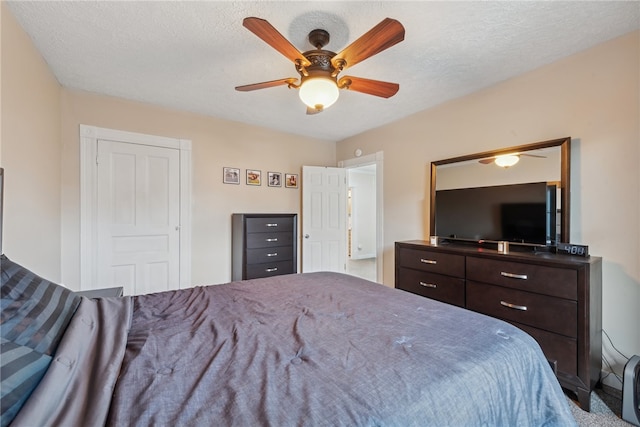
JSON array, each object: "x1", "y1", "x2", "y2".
[{"x1": 96, "y1": 139, "x2": 180, "y2": 295}]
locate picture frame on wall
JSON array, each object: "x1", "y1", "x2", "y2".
[
  {"x1": 223, "y1": 167, "x2": 240, "y2": 184},
  {"x1": 285, "y1": 173, "x2": 298, "y2": 189},
  {"x1": 268, "y1": 172, "x2": 282, "y2": 187},
  {"x1": 246, "y1": 169, "x2": 261, "y2": 186}
]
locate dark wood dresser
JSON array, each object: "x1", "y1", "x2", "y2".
[
  {"x1": 395, "y1": 240, "x2": 602, "y2": 411},
  {"x1": 232, "y1": 213, "x2": 297, "y2": 281}
]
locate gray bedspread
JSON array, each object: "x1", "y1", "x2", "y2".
[{"x1": 15, "y1": 272, "x2": 576, "y2": 426}]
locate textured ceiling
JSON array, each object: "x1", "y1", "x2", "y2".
[{"x1": 7, "y1": 1, "x2": 640, "y2": 142}]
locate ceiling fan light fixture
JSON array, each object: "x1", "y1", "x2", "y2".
[
  {"x1": 494, "y1": 154, "x2": 520, "y2": 168},
  {"x1": 299, "y1": 77, "x2": 339, "y2": 111}
]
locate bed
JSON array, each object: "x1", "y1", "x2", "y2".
[
  {"x1": 0, "y1": 168, "x2": 576, "y2": 426},
  {"x1": 1, "y1": 261, "x2": 577, "y2": 426}
]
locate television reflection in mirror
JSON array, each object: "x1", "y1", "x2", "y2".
[{"x1": 435, "y1": 181, "x2": 557, "y2": 246}]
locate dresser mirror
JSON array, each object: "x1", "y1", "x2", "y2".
[{"x1": 430, "y1": 137, "x2": 571, "y2": 246}]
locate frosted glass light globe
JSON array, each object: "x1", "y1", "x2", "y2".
[{"x1": 299, "y1": 77, "x2": 339, "y2": 110}]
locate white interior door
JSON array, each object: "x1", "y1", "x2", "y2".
[
  {"x1": 302, "y1": 166, "x2": 347, "y2": 273},
  {"x1": 96, "y1": 140, "x2": 180, "y2": 295}
]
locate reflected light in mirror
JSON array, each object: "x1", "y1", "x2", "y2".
[{"x1": 495, "y1": 154, "x2": 520, "y2": 168}]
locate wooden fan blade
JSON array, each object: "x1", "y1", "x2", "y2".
[
  {"x1": 479, "y1": 158, "x2": 495, "y2": 164},
  {"x1": 243, "y1": 17, "x2": 310, "y2": 66},
  {"x1": 339, "y1": 76, "x2": 399, "y2": 98},
  {"x1": 332, "y1": 18, "x2": 404, "y2": 70},
  {"x1": 235, "y1": 78, "x2": 298, "y2": 92}
]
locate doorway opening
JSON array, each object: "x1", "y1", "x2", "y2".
[{"x1": 340, "y1": 152, "x2": 383, "y2": 283}]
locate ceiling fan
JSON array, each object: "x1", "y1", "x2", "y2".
[
  {"x1": 235, "y1": 17, "x2": 405, "y2": 114},
  {"x1": 479, "y1": 153, "x2": 547, "y2": 168}
]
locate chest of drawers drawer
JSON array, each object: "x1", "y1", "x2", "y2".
[
  {"x1": 397, "y1": 268, "x2": 465, "y2": 307},
  {"x1": 246, "y1": 260, "x2": 294, "y2": 278},
  {"x1": 398, "y1": 247, "x2": 465, "y2": 277},
  {"x1": 246, "y1": 246, "x2": 293, "y2": 264},
  {"x1": 246, "y1": 231, "x2": 294, "y2": 249},
  {"x1": 466, "y1": 257, "x2": 577, "y2": 299},
  {"x1": 466, "y1": 281, "x2": 577, "y2": 337},
  {"x1": 246, "y1": 217, "x2": 294, "y2": 233}
]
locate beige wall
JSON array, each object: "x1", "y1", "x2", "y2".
[
  {"x1": 337, "y1": 31, "x2": 640, "y2": 381},
  {"x1": 1, "y1": 2, "x2": 62, "y2": 280},
  {"x1": 60, "y1": 90, "x2": 335, "y2": 287}
]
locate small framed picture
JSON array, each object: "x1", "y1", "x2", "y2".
[
  {"x1": 268, "y1": 172, "x2": 282, "y2": 187},
  {"x1": 246, "y1": 169, "x2": 261, "y2": 186},
  {"x1": 223, "y1": 167, "x2": 240, "y2": 184},
  {"x1": 285, "y1": 173, "x2": 298, "y2": 189}
]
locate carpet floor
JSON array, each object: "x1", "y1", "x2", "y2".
[{"x1": 569, "y1": 386, "x2": 633, "y2": 426}]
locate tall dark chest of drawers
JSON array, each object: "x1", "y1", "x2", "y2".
[
  {"x1": 232, "y1": 214, "x2": 297, "y2": 281},
  {"x1": 395, "y1": 240, "x2": 602, "y2": 411}
]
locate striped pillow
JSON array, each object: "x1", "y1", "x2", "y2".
[
  {"x1": 1, "y1": 254, "x2": 81, "y2": 355},
  {"x1": 0, "y1": 338, "x2": 52, "y2": 427}
]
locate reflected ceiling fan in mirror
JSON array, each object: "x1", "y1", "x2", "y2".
[
  {"x1": 235, "y1": 17, "x2": 405, "y2": 114},
  {"x1": 479, "y1": 152, "x2": 547, "y2": 168}
]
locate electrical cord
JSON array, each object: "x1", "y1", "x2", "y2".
[
  {"x1": 602, "y1": 329, "x2": 630, "y2": 361},
  {"x1": 600, "y1": 328, "x2": 629, "y2": 386},
  {"x1": 601, "y1": 353, "x2": 623, "y2": 384}
]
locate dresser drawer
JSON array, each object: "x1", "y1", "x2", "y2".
[
  {"x1": 398, "y1": 247, "x2": 465, "y2": 277},
  {"x1": 246, "y1": 231, "x2": 294, "y2": 249},
  {"x1": 514, "y1": 321, "x2": 578, "y2": 376},
  {"x1": 397, "y1": 268, "x2": 465, "y2": 307},
  {"x1": 246, "y1": 246, "x2": 293, "y2": 264},
  {"x1": 466, "y1": 257, "x2": 577, "y2": 300},
  {"x1": 246, "y1": 217, "x2": 294, "y2": 233},
  {"x1": 466, "y1": 281, "x2": 577, "y2": 337},
  {"x1": 246, "y1": 260, "x2": 294, "y2": 279}
]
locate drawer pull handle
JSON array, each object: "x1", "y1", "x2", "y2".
[
  {"x1": 500, "y1": 271, "x2": 528, "y2": 280},
  {"x1": 500, "y1": 301, "x2": 528, "y2": 311},
  {"x1": 267, "y1": 253, "x2": 278, "y2": 257},
  {"x1": 265, "y1": 267, "x2": 278, "y2": 272},
  {"x1": 419, "y1": 282, "x2": 437, "y2": 288},
  {"x1": 420, "y1": 258, "x2": 437, "y2": 265},
  {"x1": 266, "y1": 238, "x2": 278, "y2": 242},
  {"x1": 266, "y1": 223, "x2": 278, "y2": 227}
]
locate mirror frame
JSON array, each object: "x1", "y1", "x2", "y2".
[{"x1": 430, "y1": 136, "x2": 571, "y2": 245}]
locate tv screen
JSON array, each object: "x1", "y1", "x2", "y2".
[{"x1": 435, "y1": 182, "x2": 556, "y2": 245}]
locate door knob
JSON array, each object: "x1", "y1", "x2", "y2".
[{"x1": 304, "y1": 234, "x2": 310, "y2": 239}]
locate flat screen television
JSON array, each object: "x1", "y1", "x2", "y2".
[{"x1": 434, "y1": 181, "x2": 557, "y2": 246}]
